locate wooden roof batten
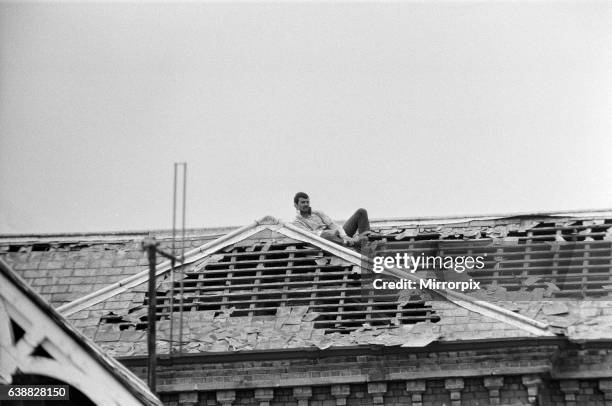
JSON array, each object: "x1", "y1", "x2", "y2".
[
  {"x1": 57, "y1": 216, "x2": 365, "y2": 317},
  {"x1": 0, "y1": 258, "x2": 162, "y2": 406},
  {"x1": 58, "y1": 216, "x2": 552, "y2": 339}
]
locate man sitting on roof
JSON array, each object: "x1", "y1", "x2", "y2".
[{"x1": 292, "y1": 192, "x2": 376, "y2": 248}]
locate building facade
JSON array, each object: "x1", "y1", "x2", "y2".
[{"x1": 1, "y1": 211, "x2": 612, "y2": 406}]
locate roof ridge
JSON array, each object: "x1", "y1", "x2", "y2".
[
  {"x1": 3, "y1": 207, "x2": 611, "y2": 240},
  {"x1": 370, "y1": 207, "x2": 612, "y2": 225}
]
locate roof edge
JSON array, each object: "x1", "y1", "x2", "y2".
[
  {"x1": 370, "y1": 207, "x2": 612, "y2": 226},
  {"x1": 119, "y1": 336, "x2": 585, "y2": 365},
  {"x1": 2, "y1": 207, "x2": 611, "y2": 241}
]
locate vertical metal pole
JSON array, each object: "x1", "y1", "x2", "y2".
[
  {"x1": 169, "y1": 163, "x2": 177, "y2": 354},
  {"x1": 145, "y1": 239, "x2": 157, "y2": 393},
  {"x1": 178, "y1": 163, "x2": 187, "y2": 354}
]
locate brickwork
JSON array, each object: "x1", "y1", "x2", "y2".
[
  {"x1": 270, "y1": 388, "x2": 297, "y2": 406},
  {"x1": 254, "y1": 388, "x2": 275, "y2": 406},
  {"x1": 198, "y1": 392, "x2": 217, "y2": 406},
  {"x1": 462, "y1": 377, "x2": 491, "y2": 405},
  {"x1": 385, "y1": 382, "x2": 410, "y2": 406},
  {"x1": 406, "y1": 380, "x2": 426, "y2": 406},
  {"x1": 159, "y1": 393, "x2": 179, "y2": 406},
  {"x1": 499, "y1": 375, "x2": 529, "y2": 405},
  {"x1": 138, "y1": 346, "x2": 560, "y2": 393},
  {"x1": 422, "y1": 379, "x2": 452, "y2": 406},
  {"x1": 310, "y1": 386, "x2": 334, "y2": 406},
  {"x1": 600, "y1": 379, "x2": 612, "y2": 404},
  {"x1": 126, "y1": 346, "x2": 612, "y2": 406},
  {"x1": 557, "y1": 349, "x2": 612, "y2": 376},
  {"x1": 483, "y1": 376, "x2": 504, "y2": 405},
  {"x1": 155, "y1": 377, "x2": 610, "y2": 406},
  {"x1": 576, "y1": 380, "x2": 606, "y2": 406},
  {"x1": 345, "y1": 384, "x2": 374, "y2": 406},
  {"x1": 539, "y1": 379, "x2": 566, "y2": 406}
]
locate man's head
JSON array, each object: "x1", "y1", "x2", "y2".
[{"x1": 293, "y1": 192, "x2": 311, "y2": 215}]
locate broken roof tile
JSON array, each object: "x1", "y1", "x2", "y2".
[{"x1": 3, "y1": 211, "x2": 612, "y2": 355}]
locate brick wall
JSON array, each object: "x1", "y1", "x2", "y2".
[
  {"x1": 574, "y1": 380, "x2": 606, "y2": 406},
  {"x1": 345, "y1": 384, "x2": 373, "y2": 405},
  {"x1": 499, "y1": 376, "x2": 529, "y2": 405},
  {"x1": 234, "y1": 390, "x2": 259, "y2": 406},
  {"x1": 269, "y1": 388, "x2": 296, "y2": 406},
  {"x1": 384, "y1": 381, "x2": 411, "y2": 406},
  {"x1": 154, "y1": 377, "x2": 609, "y2": 406},
  {"x1": 459, "y1": 378, "x2": 489, "y2": 406},
  {"x1": 137, "y1": 346, "x2": 563, "y2": 393},
  {"x1": 123, "y1": 346, "x2": 612, "y2": 406},
  {"x1": 421, "y1": 380, "x2": 451, "y2": 406}
]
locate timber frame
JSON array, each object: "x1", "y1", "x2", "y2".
[{"x1": 0, "y1": 258, "x2": 161, "y2": 406}]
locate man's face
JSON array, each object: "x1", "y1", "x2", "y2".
[{"x1": 295, "y1": 197, "x2": 311, "y2": 214}]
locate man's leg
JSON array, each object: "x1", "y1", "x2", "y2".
[
  {"x1": 343, "y1": 208, "x2": 371, "y2": 237},
  {"x1": 320, "y1": 230, "x2": 344, "y2": 245}
]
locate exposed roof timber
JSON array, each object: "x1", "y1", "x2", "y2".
[
  {"x1": 57, "y1": 217, "x2": 372, "y2": 317},
  {"x1": 57, "y1": 216, "x2": 552, "y2": 339},
  {"x1": 57, "y1": 220, "x2": 274, "y2": 316}
]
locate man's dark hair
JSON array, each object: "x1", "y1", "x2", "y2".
[{"x1": 294, "y1": 192, "x2": 309, "y2": 204}]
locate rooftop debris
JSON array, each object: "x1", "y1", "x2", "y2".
[
  {"x1": 542, "y1": 303, "x2": 569, "y2": 316},
  {"x1": 3, "y1": 213, "x2": 612, "y2": 355},
  {"x1": 567, "y1": 314, "x2": 612, "y2": 341},
  {"x1": 98, "y1": 305, "x2": 442, "y2": 356}
]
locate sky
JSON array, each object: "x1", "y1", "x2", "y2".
[{"x1": 1, "y1": 1, "x2": 611, "y2": 234}]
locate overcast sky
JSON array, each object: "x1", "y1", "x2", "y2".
[{"x1": 1, "y1": 1, "x2": 611, "y2": 234}]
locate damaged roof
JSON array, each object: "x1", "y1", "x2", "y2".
[{"x1": 1, "y1": 210, "x2": 611, "y2": 357}]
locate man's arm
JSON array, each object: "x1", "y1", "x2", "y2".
[{"x1": 316, "y1": 211, "x2": 348, "y2": 238}]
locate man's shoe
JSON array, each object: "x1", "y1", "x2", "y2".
[{"x1": 359, "y1": 230, "x2": 385, "y2": 240}]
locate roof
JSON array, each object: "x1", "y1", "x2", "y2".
[
  {"x1": 0, "y1": 258, "x2": 162, "y2": 406},
  {"x1": 1, "y1": 210, "x2": 612, "y2": 358}
]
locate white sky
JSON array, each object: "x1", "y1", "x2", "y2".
[{"x1": 1, "y1": 1, "x2": 611, "y2": 234}]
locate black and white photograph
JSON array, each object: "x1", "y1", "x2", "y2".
[{"x1": 1, "y1": 1, "x2": 612, "y2": 405}]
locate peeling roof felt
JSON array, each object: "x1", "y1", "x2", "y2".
[{"x1": 1, "y1": 211, "x2": 612, "y2": 355}]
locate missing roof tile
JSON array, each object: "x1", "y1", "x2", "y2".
[{"x1": 116, "y1": 241, "x2": 440, "y2": 334}]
